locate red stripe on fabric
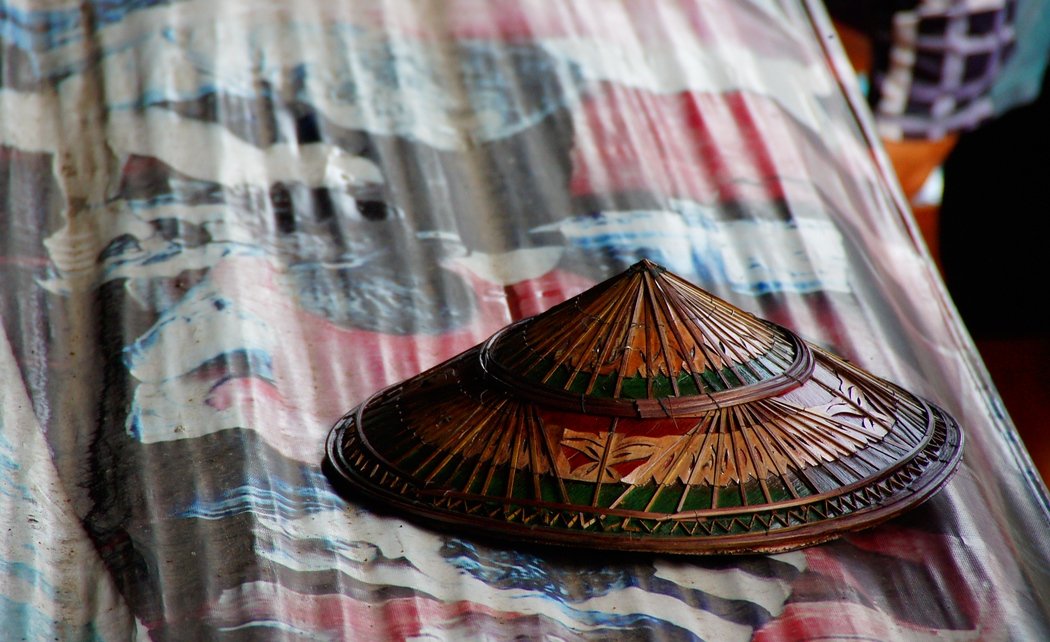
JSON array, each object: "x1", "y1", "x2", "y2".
[
  {"x1": 212, "y1": 589, "x2": 526, "y2": 640},
  {"x1": 753, "y1": 601, "x2": 959, "y2": 641},
  {"x1": 501, "y1": 269, "x2": 595, "y2": 320},
  {"x1": 569, "y1": 88, "x2": 813, "y2": 204},
  {"x1": 800, "y1": 527, "x2": 991, "y2": 633}
]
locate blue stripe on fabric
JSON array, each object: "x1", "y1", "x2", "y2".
[
  {"x1": 0, "y1": 0, "x2": 181, "y2": 51},
  {"x1": 442, "y1": 539, "x2": 781, "y2": 629},
  {"x1": 172, "y1": 467, "x2": 343, "y2": 520},
  {"x1": 0, "y1": 596, "x2": 103, "y2": 642}
]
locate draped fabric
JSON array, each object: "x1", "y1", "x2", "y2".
[{"x1": 1, "y1": 0, "x2": 1048, "y2": 639}]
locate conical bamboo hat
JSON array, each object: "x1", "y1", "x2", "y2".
[{"x1": 325, "y1": 260, "x2": 962, "y2": 554}]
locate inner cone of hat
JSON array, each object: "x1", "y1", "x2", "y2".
[{"x1": 324, "y1": 260, "x2": 963, "y2": 554}]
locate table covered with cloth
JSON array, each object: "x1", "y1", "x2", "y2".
[{"x1": 1, "y1": 0, "x2": 1049, "y2": 639}]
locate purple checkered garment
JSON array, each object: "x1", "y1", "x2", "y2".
[{"x1": 870, "y1": 0, "x2": 1018, "y2": 138}]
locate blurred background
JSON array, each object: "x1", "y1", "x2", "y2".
[{"x1": 831, "y1": 0, "x2": 1050, "y2": 482}]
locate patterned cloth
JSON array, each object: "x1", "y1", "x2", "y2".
[
  {"x1": 1, "y1": 0, "x2": 1049, "y2": 639},
  {"x1": 829, "y1": 0, "x2": 1020, "y2": 139}
]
